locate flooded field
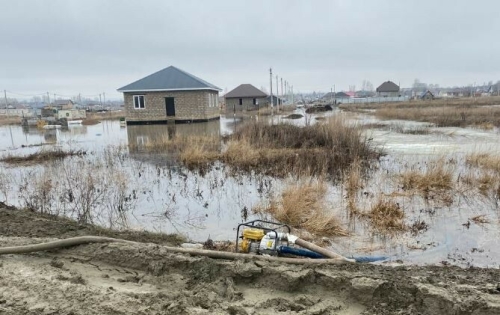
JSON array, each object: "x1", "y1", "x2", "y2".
[{"x1": 1, "y1": 110, "x2": 500, "y2": 268}]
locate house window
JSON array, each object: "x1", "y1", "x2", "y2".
[
  {"x1": 239, "y1": 98, "x2": 243, "y2": 105},
  {"x1": 133, "y1": 95, "x2": 145, "y2": 109},
  {"x1": 253, "y1": 98, "x2": 256, "y2": 105}
]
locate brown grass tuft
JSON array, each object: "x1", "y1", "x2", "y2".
[
  {"x1": 1, "y1": 149, "x2": 86, "y2": 166},
  {"x1": 466, "y1": 153, "x2": 500, "y2": 173},
  {"x1": 255, "y1": 180, "x2": 348, "y2": 237},
  {"x1": 366, "y1": 198, "x2": 406, "y2": 233},
  {"x1": 345, "y1": 160, "x2": 362, "y2": 214},
  {"x1": 400, "y1": 160, "x2": 453, "y2": 193},
  {"x1": 470, "y1": 214, "x2": 490, "y2": 225}
]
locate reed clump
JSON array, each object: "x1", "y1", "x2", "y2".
[
  {"x1": 345, "y1": 160, "x2": 363, "y2": 214},
  {"x1": 254, "y1": 180, "x2": 348, "y2": 237},
  {"x1": 366, "y1": 198, "x2": 406, "y2": 233},
  {"x1": 399, "y1": 160, "x2": 453, "y2": 193},
  {"x1": 466, "y1": 153, "x2": 500, "y2": 173},
  {"x1": 224, "y1": 116, "x2": 381, "y2": 178},
  {"x1": 1, "y1": 149, "x2": 86, "y2": 166}
]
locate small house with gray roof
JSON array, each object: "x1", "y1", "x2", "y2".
[
  {"x1": 376, "y1": 81, "x2": 400, "y2": 97},
  {"x1": 224, "y1": 84, "x2": 268, "y2": 112},
  {"x1": 117, "y1": 66, "x2": 221, "y2": 124}
]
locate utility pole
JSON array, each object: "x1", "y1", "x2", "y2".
[
  {"x1": 276, "y1": 75, "x2": 279, "y2": 112},
  {"x1": 281, "y1": 78, "x2": 284, "y2": 106},
  {"x1": 269, "y1": 68, "x2": 274, "y2": 110},
  {"x1": 285, "y1": 81, "x2": 288, "y2": 103},
  {"x1": 4, "y1": 90, "x2": 14, "y2": 148},
  {"x1": 334, "y1": 85, "x2": 336, "y2": 104}
]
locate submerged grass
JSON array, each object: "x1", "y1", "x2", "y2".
[
  {"x1": 399, "y1": 160, "x2": 454, "y2": 192},
  {"x1": 253, "y1": 180, "x2": 348, "y2": 237},
  {"x1": 1, "y1": 149, "x2": 86, "y2": 166},
  {"x1": 365, "y1": 198, "x2": 406, "y2": 233}
]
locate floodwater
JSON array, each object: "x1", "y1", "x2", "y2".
[{"x1": 1, "y1": 110, "x2": 500, "y2": 267}]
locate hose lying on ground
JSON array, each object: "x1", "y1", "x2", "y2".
[{"x1": 0, "y1": 236, "x2": 352, "y2": 265}]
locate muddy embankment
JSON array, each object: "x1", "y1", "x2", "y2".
[{"x1": 1, "y1": 206, "x2": 500, "y2": 315}]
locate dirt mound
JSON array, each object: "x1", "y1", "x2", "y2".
[
  {"x1": 0, "y1": 238, "x2": 499, "y2": 314},
  {"x1": 0, "y1": 204, "x2": 184, "y2": 245},
  {"x1": 1, "y1": 205, "x2": 500, "y2": 314}
]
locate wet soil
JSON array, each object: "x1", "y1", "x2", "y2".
[
  {"x1": 0, "y1": 203, "x2": 184, "y2": 245},
  {"x1": 1, "y1": 206, "x2": 500, "y2": 314}
]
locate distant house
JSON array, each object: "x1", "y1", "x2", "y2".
[
  {"x1": 267, "y1": 95, "x2": 284, "y2": 106},
  {"x1": 224, "y1": 84, "x2": 268, "y2": 112},
  {"x1": 355, "y1": 90, "x2": 376, "y2": 98},
  {"x1": 441, "y1": 88, "x2": 472, "y2": 98},
  {"x1": 52, "y1": 99, "x2": 74, "y2": 110},
  {"x1": 57, "y1": 109, "x2": 87, "y2": 120},
  {"x1": 0, "y1": 104, "x2": 33, "y2": 117},
  {"x1": 117, "y1": 66, "x2": 221, "y2": 124},
  {"x1": 376, "y1": 81, "x2": 400, "y2": 97},
  {"x1": 420, "y1": 90, "x2": 434, "y2": 100}
]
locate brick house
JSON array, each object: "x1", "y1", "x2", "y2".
[
  {"x1": 224, "y1": 84, "x2": 268, "y2": 112},
  {"x1": 117, "y1": 66, "x2": 221, "y2": 124},
  {"x1": 376, "y1": 81, "x2": 400, "y2": 97}
]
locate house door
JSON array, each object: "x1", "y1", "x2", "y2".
[{"x1": 165, "y1": 97, "x2": 175, "y2": 116}]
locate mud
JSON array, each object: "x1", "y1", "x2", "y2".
[
  {"x1": 1, "y1": 207, "x2": 500, "y2": 314},
  {"x1": 0, "y1": 204, "x2": 184, "y2": 245}
]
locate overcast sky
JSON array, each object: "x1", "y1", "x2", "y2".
[{"x1": 1, "y1": 0, "x2": 500, "y2": 100}]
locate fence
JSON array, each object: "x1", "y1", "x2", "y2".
[{"x1": 335, "y1": 96, "x2": 409, "y2": 105}]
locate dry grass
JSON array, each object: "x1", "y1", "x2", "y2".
[
  {"x1": 466, "y1": 153, "x2": 500, "y2": 173},
  {"x1": 399, "y1": 160, "x2": 454, "y2": 192},
  {"x1": 81, "y1": 119, "x2": 101, "y2": 125},
  {"x1": 340, "y1": 96, "x2": 500, "y2": 111},
  {"x1": 345, "y1": 160, "x2": 362, "y2": 214},
  {"x1": 340, "y1": 97, "x2": 500, "y2": 128},
  {"x1": 470, "y1": 214, "x2": 490, "y2": 225},
  {"x1": 0, "y1": 116, "x2": 21, "y2": 125},
  {"x1": 222, "y1": 116, "x2": 381, "y2": 178},
  {"x1": 365, "y1": 198, "x2": 406, "y2": 233},
  {"x1": 86, "y1": 111, "x2": 124, "y2": 121},
  {"x1": 253, "y1": 180, "x2": 348, "y2": 237},
  {"x1": 375, "y1": 106, "x2": 500, "y2": 127},
  {"x1": 134, "y1": 116, "x2": 381, "y2": 179},
  {"x1": 1, "y1": 149, "x2": 86, "y2": 166}
]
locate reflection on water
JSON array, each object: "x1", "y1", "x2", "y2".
[{"x1": 127, "y1": 119, "x2": 222, "y2": 153}]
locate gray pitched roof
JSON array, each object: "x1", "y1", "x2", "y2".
[
  {"x1": 53, "y1": 99, "x2": 73, "y2": 105},
  {"x1": 117, "y1": 66, "x2": 221, "y2": 92},
  {"x1": 376, "y1": 81, "x2": 400, "y2": 93},
  {"x1": 225, "y1": 84, "x2": 267, "y2": 98}
]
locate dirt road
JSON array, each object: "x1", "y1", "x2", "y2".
[{"x1": 1, "y1": 206, "x2": 500, "y2": 314}]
